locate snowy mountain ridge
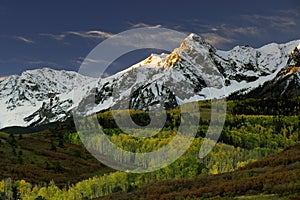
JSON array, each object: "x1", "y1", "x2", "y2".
[
  {"x1": 0, "y1": 68, "x2": 95, "y2": 129},
  {"x1": 0, "y1": 33, "x2": 300, "y2": 129}
]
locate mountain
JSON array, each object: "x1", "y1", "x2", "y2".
[
  {"x1": 0, "y1": 68, "x2": 95, "y2": 129},
  {"x1": 0, "y1": 34, "x2": 300, "y2": 129},
  {"x1": 77, "y1": 34, "x2": 299, "y2": 114},
  {"x1": 239, "y1": 45, "x2": 300, "y2": 98}
]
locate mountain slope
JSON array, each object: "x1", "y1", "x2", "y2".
[
  {"x1": 0, "y1": 68, "x2": 95, "y2": 129},
  {"x1": 242, "y1": 46, "x2": 300, "y2": 98},
  {"x1": 77, "y1": 34, "x2": 300, "y2": 114},
  {"x1": 0, "y1": 130, "x2": 112, "y2": 187},
  {"x1": 1, "y1": 34, "x2": 300, "y2": 129},
  {"x1": 97, "y1": 144, "x2": 300, "y2": 200},
  {"x1": 77, "y1": 34, "x2": 223, "y2": 114}
]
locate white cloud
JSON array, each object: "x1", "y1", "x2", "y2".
[
  {"x1": 129, "y1": 22, "x2": 162, "y2": 28},
  {"x1": 15, "y1": 36, "x2": 34, "y2": 44},
  {"x1": 40, "y1": 30, "x2": 113, "y2": 41},
  {"x1": 67, "y1": 30, "x2": 113, "y2": 39},
  {"x1": 200, "y1": 33, "x2": 234, "y2": 46},
  {"x1": 75, "y1": 56, "x2": 108, "y2": 66}
]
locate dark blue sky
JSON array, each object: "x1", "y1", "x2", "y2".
[{"x1": 0, "y1": 0, "x2": 300, "y2": 76}]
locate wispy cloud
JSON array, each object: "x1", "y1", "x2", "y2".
[
  {"x1": 200, "y1": 33, "x2": 234, "y2": 46},
  {"x1": 211, "y1": 24, "x2": 262, "y2": 37},
  {"x1": 40, "y1": 30, "x2": 113, "y2": 41},
  {"x1": 129, "y1": 22, "x2": 162, "y2": 28},
  {"x1": 278, "y1": 9, "x2": 300, "y2": 17},
  {"x1": 73, "y1": 56, "x2": 115, "y2": 78},
  {"x1": 75, "y1": 56, "x2": 107, "y2": 66},
  {"x1": 39, "y1": 33, "x2": 66, "y2": 40},
  {"x1": 242, "y1": 14, "x2": 297, "y2": 31},
  {"x1": 67, "y1": 30, "x2": 113, "y2": 39},
  {"x1": 14, "y1": 36, "x2": 34, "y2": 44},
  {"x1": 175, "y1": 8, "x2": 300, "y2": 48},
  {"x1": 231, "y1": 26, "x2": 261, "y2": 36},
  {"x1": 169, "y1": 19, "x2": 262, "y2": 47},
  {"x1": 26, "y1": 59, "x2": 59, "y2": 66}
]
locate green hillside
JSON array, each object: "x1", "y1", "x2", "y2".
[
  {"x1": 0, "y1": 130, "x2": 113, "y2": 187},
  {"x1": 0, "y1": 97, "x2": 299, "y2": 199},
  {"x1": 97, "y1": 144, "x2": 300, "y2": 199}
]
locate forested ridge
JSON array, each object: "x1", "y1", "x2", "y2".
[
  {"x1": 100, "y1": 144, "x2": 300, "y2": 200},
  {"x1": 0, "y1": 97, "x2": 299, "y2": 199}
]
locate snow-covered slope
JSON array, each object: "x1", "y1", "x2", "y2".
[
  {"x1": 213, "y1": 39, "x2": 300, "y2": 95},
  {"x1": 77, "y1": 34, "x2": 300, "y2": 114},
  {"x1": 1, "y1": 34, "x2": 300, "y2": 129},
  {"x1": 77, "y1": 34, "x2": 223, "y2": 115},
  {"x1": 242, "y1": 46, "x2": 300, "y2": 98},
  {"x1": 0, "y1": 68, "x2": 95, "y2": 129}
]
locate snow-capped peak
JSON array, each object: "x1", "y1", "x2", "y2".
[
  {"x1": 1, "y1": 34, "x2": 300, "y2": 129},
  {"x1": 178, "y1": 33, "x2": 215, "y2": 54}
]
